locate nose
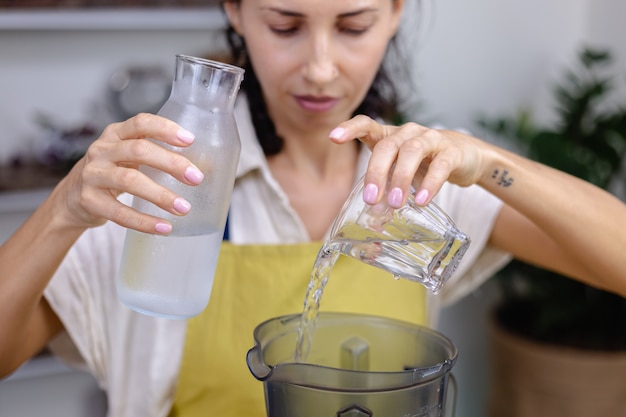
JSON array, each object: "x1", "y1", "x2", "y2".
[{"x1": 301, "y1": 34, "x2": 339, "y2": 85}]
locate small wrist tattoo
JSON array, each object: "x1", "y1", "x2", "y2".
[{"x1": 492, "y1": 169, "x2": 514, "y2": 187}]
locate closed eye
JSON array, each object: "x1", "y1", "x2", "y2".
[
  {"x1": 339, "y1": 26, "x2": 369, "y2": 35},
  {"x1": 270, "y1": 26, "x2": 300, "y2": 36}
]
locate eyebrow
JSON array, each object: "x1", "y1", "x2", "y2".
[{"x1": 263, "y1": 7, "x2": 378, "y2": 19}]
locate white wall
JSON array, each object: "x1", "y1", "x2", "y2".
[
  {"x1": 415, "y1": 0, "x2": 587, "y2": 129},
  {"x1": 586, "y1": 0, "x2": 626, "y2": 63},
  {"x1": 584, "y1": 0, "x2": 626, "y2": 108}
]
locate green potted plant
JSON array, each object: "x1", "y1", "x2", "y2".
[{"x1": 476, "y1": 47, "x2": 626, "y2": 417}]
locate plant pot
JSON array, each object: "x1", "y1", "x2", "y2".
[{"x1": 487, "y1": 310, "x2": 626, "y2": 417}]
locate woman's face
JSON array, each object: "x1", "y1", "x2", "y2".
[{"x1": 224, "y1": 0, "x2": 404, "y2": 136}]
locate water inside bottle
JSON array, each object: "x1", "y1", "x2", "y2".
[{"x1": 118, "y1": 228, "x2": 222, "y2": 319}]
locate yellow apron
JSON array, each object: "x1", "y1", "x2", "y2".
[{"x1": 169, "y1": 242, "x2": 427, "y2": 417}]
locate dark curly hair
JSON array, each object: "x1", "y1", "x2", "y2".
[{"x1": 222, "y1": 0, "x2": 416, "y2": 156}]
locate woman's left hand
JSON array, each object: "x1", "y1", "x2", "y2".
[{"x1": 329, "y1": 115, "x2": 493, "y2": 208}]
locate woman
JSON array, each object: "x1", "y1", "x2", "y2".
[{"x1": 1, "y1": 0, "x2": 625, "y2": 416}]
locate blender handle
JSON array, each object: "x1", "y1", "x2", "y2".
[{"x1": 443, "y1": 373, "x2": 457, "y2": 417}]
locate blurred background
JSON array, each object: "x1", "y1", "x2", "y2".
[{"x1": 0, "y1": 0, "x2": 625, "y2": 416}]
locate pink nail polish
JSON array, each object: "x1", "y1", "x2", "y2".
[
  {"x1": 329, "y1": 127, "x2": 345, "y2": 139},
  {"x1": 363, "y1": 183, "x2": 378, "y2": 204},
  {"x1": 174, "y1": 198, "x2": 191, "y2": 214},
  {"x1": 155, "y1": 222, "x2": 172, "y2": 234},
  {"x1": 177, "y1": 128, "x2": 195, "y2": 144},
  {"x1": 415, "y1": 189, "x2": 429, "y2": 205},
  {"x1": 388, "y1": 187, "x2": 403, "y2": 208},
  {"x1": 184, "y1": 166, "x2": 204, "y2": 183}
]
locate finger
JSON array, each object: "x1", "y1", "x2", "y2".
[
  {"x1": 328, "y1": 115, "x2": 390, "y2": 148},
  {"x1": 118, "y1": 139, "x2": 204, "y2": 186},
  {"x1": 81, "y1": 140, "x2": 198, "y2": 223},
  {"x1": 414, "y1": 151, "x2": 459, "y2": 206},
  {"x1": 70, "y1": 155, "x2": 184, "y2": 234},
  {"x1": 408, "y1": 130, "x2": 463, "y2": 206},
  {"x1": 85, "y1": 134, "x2": 204, "y2": 188},
  {"x1": 90, "y1": 113, "x2": 204, "y2": 187},
  {"x1": 88, "y1": 163, "x2": 192, "y2": 216},
  {"x1": 106, "y1": 113, "x2": 196, "y2": 148},
  {"x1": 387, "y1": 139, "x2": 430, "y2": 208},
  {"x1": 81, "y1": 189, "x2": 173, "y2": 235},
  {"x1": 330, "y1": 116, "x2": 399, "y2": 205},
  {"x1": 365, "y1": 123, "x2": 430, "y2": 206}
]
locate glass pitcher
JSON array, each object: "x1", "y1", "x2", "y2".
[
  {"x1": 117, "y1": 55, "x2": 244, "y2": 319},
  {"x1": 247, "y1": 312, "x2": 458, "y2": 417}
]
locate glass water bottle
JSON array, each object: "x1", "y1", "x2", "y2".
[{"x1": 117, "y1": 55, "x2": 244, "y2": 319}]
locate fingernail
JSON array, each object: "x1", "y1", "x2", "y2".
[
  {"x1": 155, "y1": 222, "x2": 172, "y2": 234},
  {"x1": 329, "y1": 127, "x2": 345, "y2": 139},
  {"x1": 363, "y1": 183, "x2": 378, "y2": 204},
  {"x1": 177, "y1": 128, "x2": 195, "y2": 144},
  {"x1": 415, "y1": 189, "x2": 429, "y2": 205},
  {"x1": 388, "y1": 187, "x2": 403, "y2": 208},
  {"x1": 173, "y1": 197, "x2": 191, "y2": 214},
  {"x1": 184, "y1": 166, "x2": 204, "y2": 183}
]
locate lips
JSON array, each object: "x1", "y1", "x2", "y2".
[{"x1": 294, "y1": 95, "x2": 339, "y2": 112}]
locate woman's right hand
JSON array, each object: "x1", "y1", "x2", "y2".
[{"x1": 57, "y1": 113, "x2": 205, "y2": 234}]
